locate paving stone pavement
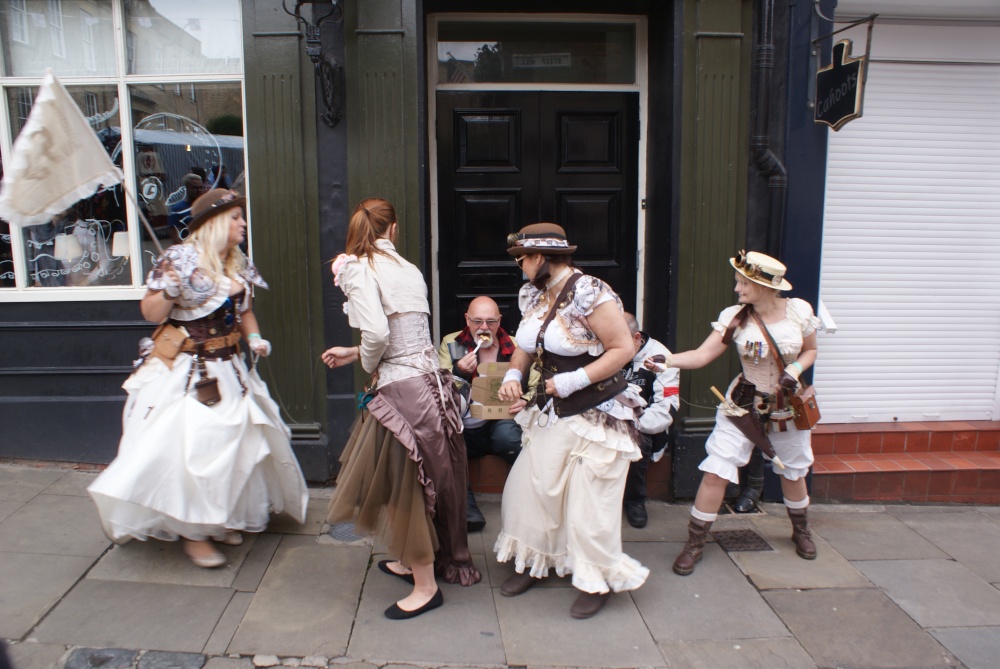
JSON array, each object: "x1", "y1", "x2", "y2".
[{"x1": 3, "y1": 463, "x2": 999, "y2": 668}]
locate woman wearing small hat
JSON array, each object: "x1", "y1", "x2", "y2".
[
  {"x1": 88, "y1": 189, "x2": 308, "y2": 569},
  {"x1": 494, "y1": 223, "x2": 649, "y2": 620},
  {"x1": 649, "y1": 251, "x2": 820, "y2": 575}
]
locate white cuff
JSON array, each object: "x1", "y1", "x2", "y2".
[
  {"x1": 552, "y1": 367, "x2": 591, "y2": 397},
  {"x1": 502, "y1": 369, "x2": 523, "y2": 385}
]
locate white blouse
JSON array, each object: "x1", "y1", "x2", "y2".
[
  {"x1": 335, "y1": 239, "x2": 432, "y2": 374},
  {"x1": 147, "y1": 243, "x2": 266, "y2": 321},
  {"x1": 712, "y1": 298, "x2": 821, "y2": 391}
]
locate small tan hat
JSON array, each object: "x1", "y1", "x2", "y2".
[
  {"x1": 730, "y1": 250, "x2": 792, "y2": 290},
  {"x1": 187, "y1": 188, "x2": 246, "y2": 233},
  {"x1": 506, "y1": 222, "x2": 577, "y2": 257}
]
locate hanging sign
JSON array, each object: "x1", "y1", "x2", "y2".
[{"x1": 814, "y1": 40, "x2": 866, "y2": 131}]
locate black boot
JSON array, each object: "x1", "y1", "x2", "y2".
[
  {"x1": 733, "y1": 449, "x2": 765, "y2": 513},
  {"x1": 466, "y1": 486, "x2": 486, "y2": 532}
]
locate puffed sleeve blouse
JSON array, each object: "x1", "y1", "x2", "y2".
[{"x1": 146, "y1": 243, "x2": 267, "y2": 321}]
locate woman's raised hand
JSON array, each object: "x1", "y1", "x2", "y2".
[{"x1": 322, "y1": 345, "x2": 359, "y2": 369}]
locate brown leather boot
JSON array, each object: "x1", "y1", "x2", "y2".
[
  {"x1": 672, "y1": 517, "x2": 713, "y2": 575},
  {"x1": 787, "y1": 507, "x2": 817, "y2": 559}
]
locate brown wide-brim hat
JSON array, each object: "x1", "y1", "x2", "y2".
[
  {"x1": 187, "y1": 188, "x2": 246, "y2": 233},
  {"x1": 730, "y1": 249, "x2": 792, "y2": 291},
  {"x1": 506, "y1": 222, "x2": 578, "y2": 257}
]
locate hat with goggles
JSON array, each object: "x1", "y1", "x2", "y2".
[
  {"x1": 187, "y1": 188, "x2": 246, "y2": 233},
  {"x1": 506, "y1": 222, "x2": 577, "y2": 257},
  {"x1": 730, "y1": 250, "x2": 792, "y2": 291}
]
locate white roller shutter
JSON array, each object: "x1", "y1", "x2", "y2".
[{"x1": 816, "y1": 58, "x2": 1000, "y2": 423}]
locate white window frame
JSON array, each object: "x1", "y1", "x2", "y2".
[
  {"x1": 84, "y1": 91, "x2": 98, "y2": 117},
  {"x1": 80, "y1": 9, "x2": 96, "y2": 72},
  {"x1": 11, "y1": 0, "x2": 29, "y2": 44},
  {"x1": 48, "y1": 0, "x2": 66, "y2": 59},
  {"x1": 0, "y1": 0, "x2": 248, "y2": 302}
]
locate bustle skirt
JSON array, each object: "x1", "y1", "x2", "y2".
[
  {"x1": 326, "y1": 371, "x2": 481, "y2": 586},
  {"x1": 88, "y1": 353, "x2": 309, "y2": 543}
]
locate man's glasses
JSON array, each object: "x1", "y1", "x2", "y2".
[
  {"x1": 515, "y1": 256, "x2": 527, "y2": 268},
  {"x1": 467, "y1": 318, "x2": 500, "y2": 327}
]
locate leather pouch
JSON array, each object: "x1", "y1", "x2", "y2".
[
  {"x1": 790, "y1": 385, "x2": 821, "y2": 430},
  {"x1": 195, "y1": 376, "x2": 222, "y2": 406},
  {"x1": 150, "y1": 323, "x2": 189, "y2": 369}
]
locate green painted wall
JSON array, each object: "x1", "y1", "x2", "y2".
[
  {"x1": 242, "y1": 1, "x2": 328, "y2": 472},
  {"x1": 675, "y1": 0, "x2": 752, "y2": 426},
  {"x1": 344, "y1": 0, "x2": 422, "y2": 264}
]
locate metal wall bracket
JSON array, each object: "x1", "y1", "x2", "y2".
[
  {"x1": 282, "y1": 1, "x2": 345, "y2": 128},
  {"x1": 807, "y1": 0, "x2": 877, "y2": 111}
]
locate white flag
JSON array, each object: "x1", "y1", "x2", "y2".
[{"x1": 0, "y1": 69, "x2": 123, "y2": 228}]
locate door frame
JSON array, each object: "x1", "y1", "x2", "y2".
[{"x1": 426, "y1": 12, "x2": 649, "y2": 342}]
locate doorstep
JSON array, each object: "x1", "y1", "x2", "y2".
[{"x1": 811, "y1": 420, "x2": 1000, "y2": 504}]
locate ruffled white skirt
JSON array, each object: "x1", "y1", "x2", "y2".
[
  {"x1": 494, "y1": 405, "x2": 649, "y2": 594},
  {"x1": 88, "y1": 353, "x2": 308, "y2": 543}
]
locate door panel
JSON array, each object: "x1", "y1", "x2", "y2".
[{"x1": 437, "y1": 91, "x2": 638, "y2": 335}]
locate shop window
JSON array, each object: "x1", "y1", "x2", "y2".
[
  {"x1": 0, "y1": 0, "x2": 245, "y2": 298},
  {"x1": 125, "y1": 0, "x2": 242, "y2": 75},
  {"x1": 0, "y1": 158, "x2": 13, "y2": 288},
  {"x1": 3, "y1": 0, "x2": 115, "y2": 76},
  {"x1": 8, "y1": 85, "x2": 130, "y2": 288},
  {"x1": 128, "y1": 82, "x2": 245, "y2": 276}
]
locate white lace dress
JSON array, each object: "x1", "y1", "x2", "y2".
[
  {"x1": 493, "y1": 271, "x2": 649, "y2": 595},
  {"x1": 88, "y1": 244, "x2": 308, "y2": 543},
  {"x1": 700, "y1": 297, "x2": 822, "y2": 483}
]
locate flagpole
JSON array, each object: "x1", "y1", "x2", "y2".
[{"x1": 121, "y1": 185, "x2": 165, "y2": 256}]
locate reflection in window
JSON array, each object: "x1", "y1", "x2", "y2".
[
  {"x1": 2, "y1": 0, "x2": 115, "y2": 76},
  {"x1": 7, "y1": 84, "x2": 130, "y2": 288},
  {"x1": 48, "y1": 0, "x2": 66, "y2": 58},
  {"x1": 126, "y1": 82, "x2": 245, "y2": 276},
  {"x1": 125, "y1": 0, "x2": 243, "y2": 75},
  {"x1": 0, "y1": 155, "x2": 13, "y2": 287},
  {"x1": 81, "y1": 9, "x2": 96, "y2": 71},
  {"x1": 23, "y1": 199, "x2": 130, "y2": 287},
  {"x1": 437, "y1": 21, "x2": 636, "y2": 85},
  {"x1": 11, "y1": 0, "x2": 28, "y2": 44},
  {"x1": 126, "y1": 30, "x2": 136, "y2": 73}
]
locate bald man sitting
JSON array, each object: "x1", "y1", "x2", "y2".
[{"x1": 439, "y1": 296, "x2": 525, "y2": 532}]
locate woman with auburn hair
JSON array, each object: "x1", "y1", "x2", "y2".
[
  {"x1": 651, "y1": 251, "x2": 820, "y2": 575},
  {"x1": 88, "y1": 189, "x2": 308, "y2": 569},
  {"x1": 324, "y1": 198, "x2": 480, "y2": 620}
]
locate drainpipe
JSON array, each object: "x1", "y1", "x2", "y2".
[{"x1": 750, "y1": 0, "x2": 788, "y2": 256}]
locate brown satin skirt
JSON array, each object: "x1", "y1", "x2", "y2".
[{"x1": 326, "y1": 371, "x2": 481, "y2": 586}]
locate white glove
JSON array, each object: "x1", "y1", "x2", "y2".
[
  {"x1": 248, "y1": 336, "x2": 272, "y2": 357},
  {"x1": 552, "y1": 367, "x2": 591, "y2": 398}
]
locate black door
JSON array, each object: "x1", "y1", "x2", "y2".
[{"x1": 436, "y1": 91, "x2": 639, "y2": 335}]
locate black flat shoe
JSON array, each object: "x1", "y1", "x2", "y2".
[
  {"x1": 384, "y1": 588, "x2": 443, "y2": 620},
  {"x1": 377, "y1": 560, "x2": 415, "y2": 585}
]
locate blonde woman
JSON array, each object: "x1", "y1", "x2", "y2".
[
  {"x1": 324, "y1": 198, "x2": 480, "y2": 621},
  {"x1": 89, "y1": 189, "x2": 308, "y2": 568},
  {"x1": 650, "y1": 251, "x2": 819, "y2": 575}
]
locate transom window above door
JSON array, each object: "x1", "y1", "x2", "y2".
[{"x1": 436, "y1": 19, "x2": 637, "y2": 85}]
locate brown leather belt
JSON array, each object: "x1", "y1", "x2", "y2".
[{"x1": 181, "y1": 331, "x2": 242, "y2": 355}]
